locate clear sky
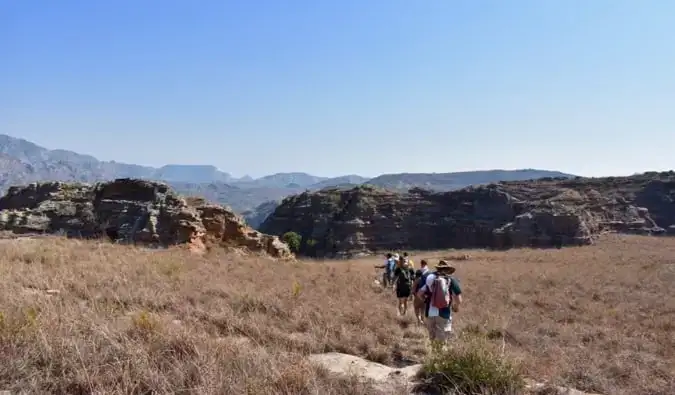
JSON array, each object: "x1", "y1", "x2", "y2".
[{"x1": 2, "y1": 0, "x2": 673, "y2": 178}]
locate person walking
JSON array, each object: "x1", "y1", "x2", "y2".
[
  {"x1": 403, "y1": 252, "x2": 415, "y2": 269},
  {"x1": 416, "y1": 260, "x2": 462, "y2": 346},
  {"x1": 411, "y1": 259, "x2": 431, "y2": 324},
  {"x1": 375, "y1": 253, "x2": 397, "y2": 288},
  {"x1": 392, "y1": 255, "x2": 415, "y2": 316}
]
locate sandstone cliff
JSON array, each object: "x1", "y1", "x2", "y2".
[
  {"x1": 0, "y1": 178, "x2": 292, "y2": 258},
  {"x1": 259, "y1": 171, "x2": 675, "y2": 257}
]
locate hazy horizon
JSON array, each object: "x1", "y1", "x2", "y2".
[
  {"x1": 0, "y1": 131, "x2": 668, "y2": 180},
  {"x1": 3, "y1": 1, "x2": 673, "y2": 178}
]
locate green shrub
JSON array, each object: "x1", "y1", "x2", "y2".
[
  {"x1": 416, "y1": 333, "x2": 525, "y2": 395},
  {"x1": 305, "y1": 239, "x2": 317, "y2": 248},
  {"x1": 282, "y1": 231, "x2": 302, "y2": 253}
]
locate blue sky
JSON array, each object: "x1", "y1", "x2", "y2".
[{"x1": 2, "y1": 0, "x2": 673, "y2": 178}]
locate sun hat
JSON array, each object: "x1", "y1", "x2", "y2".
[{"x1": 434, "y1": 260, "x2": 456, "y2": 274}]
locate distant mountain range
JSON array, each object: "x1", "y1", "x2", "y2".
[{"x1": 0, "y1": 134, "x2": 576, "y2": 226}]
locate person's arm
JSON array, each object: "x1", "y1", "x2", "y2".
[{"x1": 450, "y1": 278, "x2": 462, "y2": 311}]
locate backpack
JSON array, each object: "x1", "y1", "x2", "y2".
[
  {"x1": 431, "y1": 275, "x2": 451, "y2": 309},
  {"x1": 413, "y1": 270, "x2": 428, "y2": 293},
  {"x1": 397, "y1": 268, "x2": 413, "y2": 288},
  {"x1": 387, "y1": 259, "x2": 398, "y2": 274},
  {"x1": 415, "y1": 270, "x2": 431, "y2": 296}
]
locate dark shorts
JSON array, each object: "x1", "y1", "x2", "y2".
[{"x1": 396, "y1": 287, "x2": 411, "y2": 298}]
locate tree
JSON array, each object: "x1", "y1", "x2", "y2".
[{"x1": 281, "y1": 231, "x2": 302, "y2": 253}]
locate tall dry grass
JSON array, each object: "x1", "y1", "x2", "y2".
[{"x1": 0, "y1": 234, "x2": 672, "y2": 394}]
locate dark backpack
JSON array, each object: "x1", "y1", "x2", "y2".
[
  {"x1": 397, "y1": 268, "x2": 413, "y2": 288},
  {"x1": 416, "y1": 270, "x2": 431, "y2": 293}
]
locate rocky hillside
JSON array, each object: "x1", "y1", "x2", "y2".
[
  {"x1": 0, "y1": 179, "x2": 292, "y2": 258},
  {"x1": 260, "y1": 171, "x2": 675, "y2": 257}
]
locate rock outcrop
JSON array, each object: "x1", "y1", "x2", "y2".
[
  {"x1": 308, "y1": 352, "x2": 604, "y2": 395},
  {"x1": 0, "y1": 178, "x2": 292, "y2": 258},
  {"x1": 260, "y1": 171, "x2": 675, "y2": 257}
]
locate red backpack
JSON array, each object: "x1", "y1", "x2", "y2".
[{"x1": 430, "y1": 275, "x2": 451, "y2": 309}]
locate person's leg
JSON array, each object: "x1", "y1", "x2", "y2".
[
  {"x1": 426, "y1": 316, "x2": 444, "y2": 351},
  {"x1": 425, "y1": 316, "x2": 436, "y2": 340},
  {"x1": 441, "y1": 316, "x2": 453, "y2": 344},
  {"x1": 413, "y1": 297, "x2": 425, "y2": 324}
]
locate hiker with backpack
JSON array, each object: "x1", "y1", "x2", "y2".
[
  {"x1": 411, "y1": 259, "x2": 431, "y2": 324},
  {"x1": 389, "y1": 253, "x2": 400, "y2": 284},
  {"x1": 375, "y1": 253, "x2": 397, "y2": 288},
  {"x1": 392, "y1": 255, "x2": 415, "y2": 316},
  {"x1": 416, "y1": 260, "x2": 462, "y2": 343}
]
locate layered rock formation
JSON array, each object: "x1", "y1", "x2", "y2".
[
  {"x1": 260, "y1": 172, "x2": 675, "y2": 257},
  {"x1": 0, "y1": 179, "x2": 292, "y2": 258}
]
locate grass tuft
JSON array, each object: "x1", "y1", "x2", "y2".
[{"x1": 416, "y1": 333, "x2": 525, "y2": 395}]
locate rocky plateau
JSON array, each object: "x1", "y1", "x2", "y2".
[{"x1": 260, "y1": 171, "x2": 675, "y2": 257}]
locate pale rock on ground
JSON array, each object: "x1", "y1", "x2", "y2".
[
  {"x1": 308, "y1": 352, "x2": 604, "y2": 395},
  {"x1": 308, "y1": 352, "x2": 421, "y2": 393}
]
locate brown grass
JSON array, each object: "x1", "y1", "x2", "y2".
[{"x1": 0, "y1": 234, "x2": 673, "y2": 394}]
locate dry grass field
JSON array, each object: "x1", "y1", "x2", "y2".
[{"x1": 0, "y1": 234, "x2": 673, "y2": 394}]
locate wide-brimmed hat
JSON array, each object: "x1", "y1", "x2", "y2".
[
  {"x1": 435, "y1": 260, "x2": 456, "y2": 274},
  {"x1": 392, "y1": 253, "x2": 400, "y2": 260}
]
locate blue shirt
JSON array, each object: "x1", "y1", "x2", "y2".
[{"x1": 386, "y1": 258, "x2": 396, "y2": 273}]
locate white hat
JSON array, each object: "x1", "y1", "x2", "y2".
[{"x1": 392, "y1": 253, "x2": 400, "y2": 260}]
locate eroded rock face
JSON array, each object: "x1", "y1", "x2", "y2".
[
  {"x1": 196, "y1": 204, "x2": 291, "y2": 258},
  {"x1": 260, "y1": 172, "x2": 675, "y2": 257},
  {"x1": 0, "y1": 178, "x2": 292, "y2": 258}
]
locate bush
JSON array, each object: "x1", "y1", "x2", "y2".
[
  {"x1": 415, "y1": 333, "x2": 525, "y2": 395},
  {"x1": 281, "y1": 231, "x2": 302, "y2": 253}
]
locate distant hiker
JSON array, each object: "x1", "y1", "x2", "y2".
[
  {"x1": 411, "y1": 259, "x2": 430, "y2": 324},
  {"x1": 419, "y1": 258, "x2": 430, "y2": 275},
  {"x1": 416, "y1": 260, "x2": 462, "y2": 344},
  {"x1": 403, "y1": 252, "x2": 415, "y2": 269},
  {"x1": 375, "y1": 253, "x2": 397, "y2": 288},
  {"x1": 388, "y1": 253, "x2": 398, "y2": 284},
  {"x1": 392, "y1": 255, "x2": 415, "y2": 316}
]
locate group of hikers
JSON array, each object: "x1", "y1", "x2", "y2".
[{"x1": 375, "y1": 252, "x2": 462, "y2": 342}]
